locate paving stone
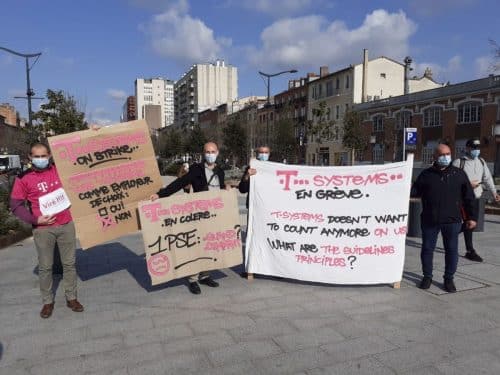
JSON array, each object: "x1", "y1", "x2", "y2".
[
  {"x1": 163, "y1": 331, "x2": 235, "y2": 355},
  {"x1": 307, "y1": 357, "x2": 396, "y2": 375},
  {"x1": 207, "y1": 339, "x2": 282, "y2": 367},
  {"x1": 436, "y1": 352, "x2": 500, "y2": 375},
  {"x1": 127, "y1": 352, "x2": 212, "y2": 374},
  {"x1": 123, "y1": 323, "x2": 193, "y2": 346},
  {"x1": 321, "y1": 335, "x2": 397, "y2": 361},
  {"x1": 274, "y1": 327, "x2": 345, "y2": 352},
  {"x1": 190, "y1": 315, "x2": 255, "y2": 334},
  {"x1": 254, "y1": 347, "x2": 333, "y2": 374},
  {"x1": 45, "y1": 335, "x2": 124, "y2": 361}
]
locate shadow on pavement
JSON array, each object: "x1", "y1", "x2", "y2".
[{"x1": 75, "y1": 242, "x2": 229, "y2": 292}]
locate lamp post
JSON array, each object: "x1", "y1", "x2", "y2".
[
  {"x1": 370, "y1": 135, "x2": 377, "y2": 164},
  {"x1": 0, "y1": 46, "x2": 43, "y2": 140},
  {"x1": 258, "y1": 69, "x2": 297, "y2": 144}
]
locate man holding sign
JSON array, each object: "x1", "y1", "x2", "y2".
[
  {"x1": 10, "y1": 142, "x2": 84, "y2": 318},
  {"x1": 151, "y1": 141, "x2": 226, "y2": 294}
]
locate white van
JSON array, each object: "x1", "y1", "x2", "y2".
[{"x1": 0, "y1": 155, "x2": 21, "y2": 173}]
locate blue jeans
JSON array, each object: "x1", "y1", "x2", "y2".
[{"x1": 421, "y1": 222, "x2": 462, "y2": 280}]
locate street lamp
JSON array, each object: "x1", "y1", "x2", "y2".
[
  {"x1": 370, "y1": 135, "x2": 377, "y2": 164},
  {"x1": 258, "y1": 69, "x2": 298, "y2": 144},
  {"x1": 0, "y1": 46, "x2": 43, "y2": 139}
]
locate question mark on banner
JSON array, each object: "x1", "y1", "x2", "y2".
[
  {"x1": 347, "y1": 255, "x2": 357, "y2": 269},
  {"x1": 234, "y1": 225, "x2": 241, "y2": 240}
]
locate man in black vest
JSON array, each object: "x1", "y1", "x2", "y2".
[{"x1": 151, "y1": 142, "x2": 226, "y2": 294}]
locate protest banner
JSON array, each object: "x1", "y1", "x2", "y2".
[
  {"x1": 245, "y1": 156, "x2": 413, "y2": 285},
  {"x1": 48, "y1": 120, "x2": 163, "y2": 249},
  {"x1": 138, "y1": 189, "x2": 243, "y2": 285}
]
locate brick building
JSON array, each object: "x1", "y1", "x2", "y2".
[
  {"x1": 0, "y1": 103, "x2": 17, "y2": 127},
  {"x1": 354, "y1": 75, "x2": 500, "y2": 167}
]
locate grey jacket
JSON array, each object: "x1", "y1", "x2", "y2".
[{"x1": 452, "y1": 154, "x2": 496, "y2": 199}]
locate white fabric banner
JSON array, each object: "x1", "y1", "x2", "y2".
[{"x1": 245, "y1": 156, "x2": 413, "y2": 284}]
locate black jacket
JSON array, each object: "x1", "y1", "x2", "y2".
[
  {"x1": 158, "y1": 162, "x2": 225, "y2": 198},
  {"x1": 411, "y1": 164, "x2": 477, "y2": 225},
  {"x1": 238, "y1": 166, "x2": 251, "y2": 209}
]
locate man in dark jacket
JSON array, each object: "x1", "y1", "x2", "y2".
[
  {"x1": 150, "y1": 141, "x2": 226, "y2": 295},
  {"x1": 238, "y1": 145, "x2": 270, "y2": 209},
  {"x1": 411, "y1": 143, "x2": 477, "y2": 293}
]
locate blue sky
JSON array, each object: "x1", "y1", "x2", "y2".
[{"x1": 1, "y1": 0, "x2": 498, "y2": 125}]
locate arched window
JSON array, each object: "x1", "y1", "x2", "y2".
[
  {"x1": 423, "y1": 107, "x2": 442, "y2": 127},
  {"x1": 395, "y1": 111, "x2": 411, "y2": 129},
  {"x1": 373, "y1": 115, "x2": 384, "y2": 132},
  {"x1": 457, "y1": 102, "x2": 481, "y2": 124}
]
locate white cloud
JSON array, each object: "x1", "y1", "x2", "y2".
[
  {"x1": 242, "y1": 0, "x2": 315, "y2": 16},
  {"x1": 107, "y1": 89, "x2": 127, "y2": 101},
  {"x1": 413, "y1": 55, "x2": 462, "y2": 82},
  {"x1": 7, "y1": 88, "x2": 25, "y2": 97},
  {"x1": 141, "y1": 0, "x2": 231, "y2": 64},
  {"x1": 249, "y1": 9, "x2": 417, "y2": 70},
  {"x1": 86, "y1": 107, "x2": 115, "y2": 126},
  {"x1": 129, "y1": 0, "x2": 189, "y2": 12},
  {"x1": 408, "y1": 0, "x2": 477, "y2": 17},
  {"x1": 474, "y1": 56, "x2": 492, "y2": 78}
]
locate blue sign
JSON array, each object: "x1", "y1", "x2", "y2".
[{"x1": 405, "y1": 128, "x2": 417, "y2": 145}]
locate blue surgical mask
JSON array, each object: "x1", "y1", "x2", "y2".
[
  {"x1": 32, "y1": 158, "x2": 49, "y2": 169},
  {"x1": 470, "y1": 149, "x2": 480, "y2": 159},
  {"x1": 257, "y1": 153, "x2": 269, "y2": 161},
  {"x1": 436, "y1": 155, "x2": 451, "y2": 167},
  {"x1": 204, "y1": 153, "x2": 217, "y2": 164}
]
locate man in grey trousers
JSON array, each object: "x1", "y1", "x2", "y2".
[
  {"x1": 452, "y1": 138, "x2": 500, "y2": 262},
  {"x1": 10, "y1": 142, "x2": 84, "y2": 318}
]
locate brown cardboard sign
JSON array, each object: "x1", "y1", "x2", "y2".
[
  {"x1": 138, "y1": 189, "x2": 243, "y2": 285},
  {"x1": 48, "y1": 120, "x2": 162, "y2": 249}
]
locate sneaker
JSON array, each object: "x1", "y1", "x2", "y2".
[
  {"x1": 199, "y1": 277, "x2": 219, "y2": 288},
  {"x1": 465, "y1": 251, "x2": 483, "y2": 262},
  {"x1": 443, "y1": 278, "x2": 457, "y2": 293},
  {"x1": 419, "y1": 276, "x2": 432, "y2": 289},
  {"x1": 188, "y1": 282, "x2": 201, "y2": 295}
]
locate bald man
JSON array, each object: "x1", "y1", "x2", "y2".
[
  {"x1": 411, "y1": 143, "x2": 477, "y2": 293},
  {"x1": 151, "y1": 142, "x2": 227, "y2": 295}
]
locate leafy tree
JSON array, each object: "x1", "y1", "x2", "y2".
[
  {"x1": 33, "y1": 89, "x2": 87, "y2": 137},
  {"x1": 308, "y1": 101, "x2": 336, "y2": 143},
  {"x1": 489, "y1": 39, "x2": 500, "y2": 72},
  {"x1": 342, "y1": 110, "x2": 368, "y2": 165},
  {"x1": 272, "y1": 117, "x2": 297, "y2": 163},
  {"x1": 185, "y1": 125, "x2": 207, "y2": 155},
  {"x1": 222, "y1": 117, "x2": 247, "y2": 167}
]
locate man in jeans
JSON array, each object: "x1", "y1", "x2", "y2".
[
  {"x1": 452, "y1": 138, "x2": 500, "y2": 262},
  {"x1": 10, "y1": 142, "x2": 84, "y2": 318},
  {"x1": 411, "y1": 143, "x2": 477, "y2": 293}
]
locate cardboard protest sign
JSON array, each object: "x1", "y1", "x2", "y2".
[
  {"x1": 245, "y1": 156, "x2": 413, "y2": 284},
  {"x1": 138, "y1": 189, "x2": 243, "y2": 285},
  {"x1": 48, "y1": 120, "x2": 162, "y2": 249}
]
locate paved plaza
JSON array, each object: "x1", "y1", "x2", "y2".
[{"x1": 1, "y1": 187, "x2": 500, "y2": 374}]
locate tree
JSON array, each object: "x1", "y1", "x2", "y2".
[
  {"x1": 342, "y1": 110, "x2": 367, "y2": 165},
  {"x1": 489, "y1": 39, "x2": 500, "y2": 73},
  {"x1": 222, "y1": 117, "x2": 247, "y2": 167},
  {"x1": 33, "y1": 89, "x2": 87, "y2": 137},
  {"x1": 273, "y1": 117, "x2": 297, "y2": 163},
  {"x1": 185, "y1": 125, "x2": 207, "y2": 156},
  {"x1": 308, "y1": 101, "x2": 336, "y2": 143}
]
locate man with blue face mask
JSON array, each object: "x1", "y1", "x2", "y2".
[
  {"x1": 411, "y1": 143, "x2": 477, "y2": 293},
  {"x1": 151, "y1": 141, "x2": 228, "y2": 295},
  {"x1": 238, "y1": 145, "x2": 271, "y2": 209},
  {"x1": 452, "y1": 138, "x2": 500, "y2": 262}
]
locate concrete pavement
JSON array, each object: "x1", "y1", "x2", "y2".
[{"x1": 1, "y1": 186, "x2": 499, "y2": 374}]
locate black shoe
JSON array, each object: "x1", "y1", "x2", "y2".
[
  {"x1": 443, "y1": 278, "x2": 457, "y2": 293},
  {"x1": 199, "y1": 277, "x2": 219, "y2": 287},
  {"x1": 465, "y1": 251, "x2": 483, "y2": 262},
  {"x1": 419, "y1": 276, "x2": 432, "y2": 289},
  {"x1": 240, "y1": 272, "x2": 248, "y2": 278},
  {"x1": 188, "y1": 282, "x2": 201, "y2": 295}
]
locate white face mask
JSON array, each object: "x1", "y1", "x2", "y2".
[
  {"x1": 257, "y1": 153, "x2": 269, "y2": 161},
  {"x1": 204, "y1": 153, "x2": 217, "y2": 164}
]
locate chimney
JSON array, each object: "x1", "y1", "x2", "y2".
[
  {"x1": 320, "y1": 66, "x2": 329, "y2": 77},
  {"x1": 404, "y1": 56, "x2": 412, "y2": 95},
  {"x1": 362, "y1": 49, "x2": 368, "y2": 103}
]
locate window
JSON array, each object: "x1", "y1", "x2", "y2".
[
  {"x1": 373, "y1": 115, "x2": 384, "y2": 132},
  {"x1": 423, "y1": 107, "x2": 442, "y2": 127},
  {"x1": 395, "y1": 111, "x2": 411, "y2": 129},
  {"x1": 457, "y1": 102, "x2": 481, "y2": 123},
  {"x1": 336, "y1": 78, "x2": 340, "y2": 90},
  {"x1": 455, "y1": 139, "x2": 467, "y2": 158},
  {"x1": 345, "y1": 75, "x2": 350, "y2": 89},
  {"x1": 326, "y1": 81, "x2": 334, "y2": 97},
  {"x1": 380, "y1": 73, "x2": 386, "y2": 79},
  {"x1": 335, "y1": 105, "x2": 340, "y2": 120},
  {"x1": 422, "y1": 147, "x2": 434, "y2": 165},
  {"x1": 318, "y1": 84, "x2": 323, "y2": 98},
  {"x1": 345, "y1": 103, "x2": 349, "y2": 113},
  {"x1": 373, "y1": 146, "x2": 384, "y2": 164}
]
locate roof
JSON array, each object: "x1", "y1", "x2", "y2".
[{"x1": 353, "y1": 75, "x2": 500, "y2": 112}]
